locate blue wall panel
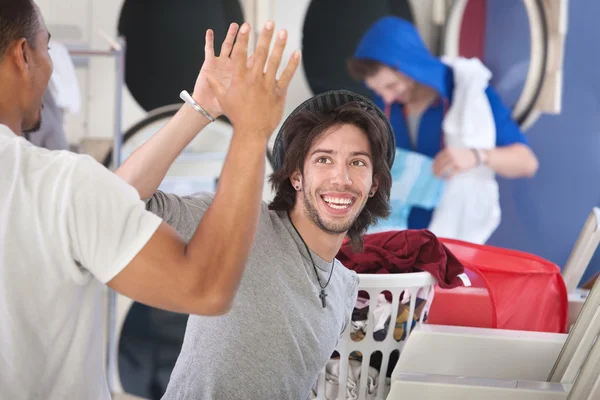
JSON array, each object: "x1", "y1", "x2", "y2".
[{"x1": 484, "y1": 0, "x2": 600, "y2": 285}]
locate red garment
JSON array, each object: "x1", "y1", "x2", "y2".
[{"x1": 337, "y1": 230, "x2": 466, "y2": 288}]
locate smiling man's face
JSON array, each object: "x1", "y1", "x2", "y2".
[{"x1": 294, "y1": 123, "x2": 378, "y2": 235}]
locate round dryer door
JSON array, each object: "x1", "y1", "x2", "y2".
[
  {"x1": 118, "y1": 0, "x2": 245, "y2": 112},
  {"x1": 117, "y1": 302, "x2": 187, "y2": 399},
  {"x1": 301, "y1": 0, "x2": 414, "y2": 97},
  {"x1": 443, "y1": 0, "x2": 549, "y2": 130}
]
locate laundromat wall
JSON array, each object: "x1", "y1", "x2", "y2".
[
  {"x1": 37, "y1": 0, "x2": 600, "y2": 284},
  {"x1": 35, "y1": 0, "x2": 438, "y2": 144},
  {"x1": 484, "y1": 0, "x2": 600, "y2": 285}
]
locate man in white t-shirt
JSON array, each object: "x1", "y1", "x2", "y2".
[{"x1": 0, "y1": 1, "x2": 300, "y2": 398}]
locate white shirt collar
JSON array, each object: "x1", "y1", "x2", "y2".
[{"x1": 0, "y1": 124, "x2": 18, "y2": 139}]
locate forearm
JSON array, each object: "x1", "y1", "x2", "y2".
[
  {"x1": 184, "y1": 130, "x2": 268, "y2": 311},
  {"x1": 116, "y1": 104, "x2": 212, "y2": 198},
  {"x1": 486, "y1": 143, "x2": 539, "y2": 178}
]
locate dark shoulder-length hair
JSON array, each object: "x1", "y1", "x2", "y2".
[{"x1": 269, "y1": 101, "x2": 392, "y2": 251}]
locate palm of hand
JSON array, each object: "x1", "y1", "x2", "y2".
[
  {"x1": 193, "y1": 55, "x2": 235, "y2": 117},
  {"x1": 202, "y1": 22, "x2": 301, "y2": 135}
]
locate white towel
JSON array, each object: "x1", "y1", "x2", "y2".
[
  {"x1": 48, "y1": 41, "x2": 81, "y2": 114},
  {"x1": 428, "y1": 57, "x2": 501, "y2": 244}
]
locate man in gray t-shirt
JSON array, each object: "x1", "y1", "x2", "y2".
[
  {"x1": 145, "y1": 190, "x2": 359, "y2": 399},
  {"x1": 117, "y1": 31, "x2": 395, "y2": 398}
]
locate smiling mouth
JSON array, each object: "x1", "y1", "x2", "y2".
[{"x1": 321, "y1": 195, "x2": 355, "y2": 210}]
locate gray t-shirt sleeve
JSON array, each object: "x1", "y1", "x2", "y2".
[
  {"x1": 145, "y1": 190, "x2": 215, "y2": 241},
  {"x1": 341, "y1": 270, "x2": 360, "y2": 337}
]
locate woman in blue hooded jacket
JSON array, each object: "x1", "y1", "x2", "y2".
[{"x1": 348, "y1": 16, "x2": 538, "y2": 231}]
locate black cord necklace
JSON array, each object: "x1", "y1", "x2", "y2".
[{"x1": 288, "y1": 212, "x2": 336, "y2": 308}]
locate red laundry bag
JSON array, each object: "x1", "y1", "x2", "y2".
[{"x1": 427, "y1": 238, "x2": 568, "y2": 333}]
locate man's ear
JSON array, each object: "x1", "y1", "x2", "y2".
[
  {"x1": 10, "y1": 39, "x2": 30, "y2": 73},
  {"x1": 290, "y1": 170, "x2": 302, "y2": 191},
  {"x1": 369, "y1": 176, "x2": 379, "y2": 197}
]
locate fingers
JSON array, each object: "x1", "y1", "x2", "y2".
[
  {"x1": 432, "y1": 153, "x2": 448, "y2": 177},
  {"x1": 432, "y1": 157, "x2": 443, "y2": 176},
  {"x1": 251, "y1": 20, "x2": 275, "y2": 75},
  {"x1": 432, "y1": 163, "x2": 444, "y2": 177},
  {"x1": 219, "y1": 23, "x2": 239, "y2": 57},
  {"x1": 265, "y1": 29, "x2": 287, "y2": 80},
  {"x1": 232, "y1": 23, "x2": 251, "y2": 74},
  {"x1": 432, "y1": 150, "x2": 448, "y2": 171},
  {"x1": 205, "y1": 29, "x2": 215, "y2": 59},
  {"x1": 433, "y1": 160, "x2": 451, "y2": 177},
  {"x1": 277, "y1": 50, "x2": 301, "y2": 90},
  {"x1": 220, "y1": 20, "x2": 299, "y2": 91},
  {"x1": 433, "y1": 157, "x2": 457, "y2": 178},
  {"x1": 433, "y1": 164, "x2": 451, "y2": 178}
]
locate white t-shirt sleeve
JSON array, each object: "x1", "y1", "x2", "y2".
[{"x1": 65, "y1": 156, "x2": 163, "y2": 283}]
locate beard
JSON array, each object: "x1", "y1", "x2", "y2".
[{"x1": 301, "y1": 188, "x2": 365, "y2": 235}]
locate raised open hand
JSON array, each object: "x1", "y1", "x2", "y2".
[
  {"x1": 206, "y1": 21, "x2": 301, "y2": 139},
  {"x1": 192, "y1": 23, "x2": 240, "y2": 118}
]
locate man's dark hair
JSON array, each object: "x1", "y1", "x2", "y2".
[
  {"x1": 347, "y1": 58, "x2": 385, "y2": 81},
  {"x1": 0, "y1": 0, "x2": 39, "y2": 60},
  {"x1": 269, "y1": 101, "x2": 392, "y2": 251}
]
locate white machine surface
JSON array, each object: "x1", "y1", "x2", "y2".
[
  {"x1": 389, "y1": 373, "x2": 571, "y2": 400},
  {"x1": 391, "y1": 324, "x2": 567, "y2": 382},
  {"x1": 386, "y1": 268, "x2": 600, "y2": 399}
]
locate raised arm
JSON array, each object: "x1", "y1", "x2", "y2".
[
  {"x1": 116, "y1": 23, "x2": 239, "y2": 199},
  {"x1": 104, "y1": 21, "x2": 301, "y2": 315}
]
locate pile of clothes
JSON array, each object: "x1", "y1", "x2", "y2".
[
  {"x1": 350, "y1": 290, "x2": 429, "y2": 344},
  {"x1": 337, "y1": 229, "x2": 468, "y2": 288},
  {"x1": 311, "y1": 230, "x2": 468, "y2": 400}
]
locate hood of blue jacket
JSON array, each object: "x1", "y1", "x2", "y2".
[{"x1": 354, "y1": 16, "x2": 451, "y2": 100}]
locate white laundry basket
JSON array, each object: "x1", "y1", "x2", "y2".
[{"x1": 313, "y1": 272, "x2": 437, "y2": 400}]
